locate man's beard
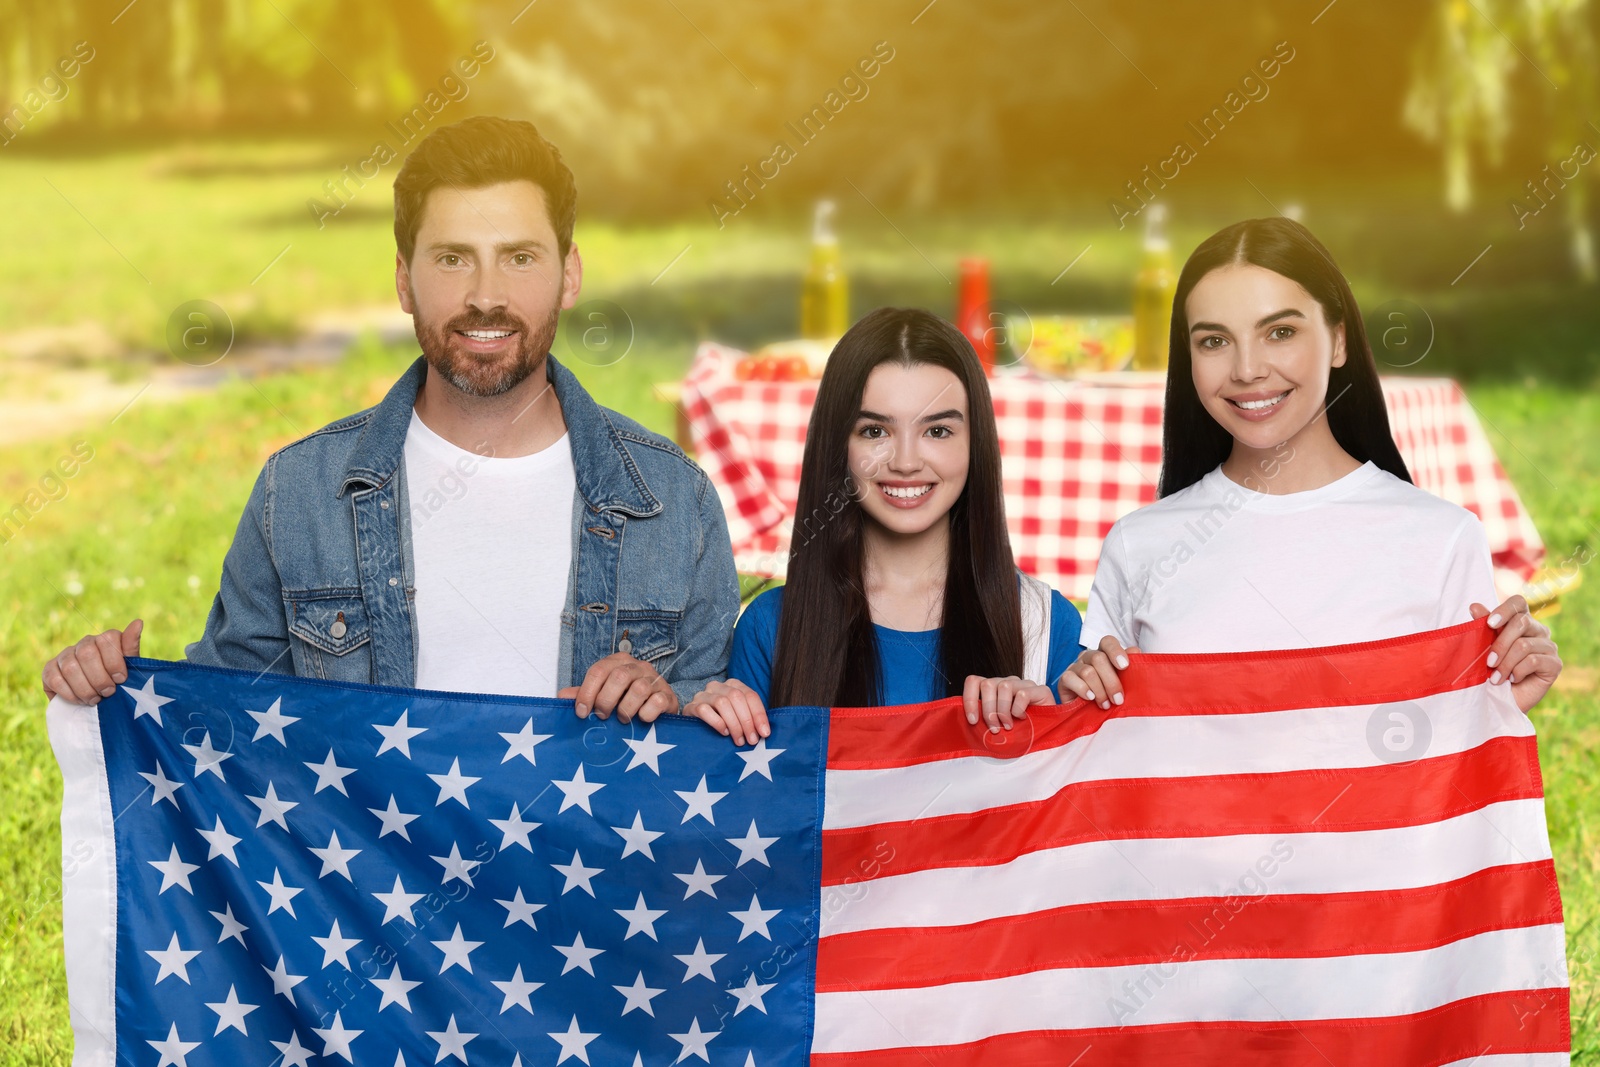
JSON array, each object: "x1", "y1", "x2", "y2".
[{"x1": 415, "y1": 301, "x2": 563, "y2": 398}]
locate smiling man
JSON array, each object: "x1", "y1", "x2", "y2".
[{"x1": 43, "y1": 116, "x2": 740, "y2": 722}]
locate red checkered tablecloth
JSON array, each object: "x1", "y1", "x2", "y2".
[{"x1": 681, "y1": 342, "x2": 1545, "y2": 601}]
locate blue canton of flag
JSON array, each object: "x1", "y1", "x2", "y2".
[{"x1": 50, "y1": 658, "x2": 827, "y2": 1067}]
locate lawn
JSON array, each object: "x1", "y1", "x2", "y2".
[{"x1": 0, "y1": 141, "x2": 1596, "y2": 1060}]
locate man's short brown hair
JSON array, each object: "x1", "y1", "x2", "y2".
[{"x1": 392, "y1": 115, "x2": 577, "y2": 263}]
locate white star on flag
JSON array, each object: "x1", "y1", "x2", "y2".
[
  {"x1": 148, "y1": 844, "x2": 199, "y2": 894},
  {"x1": 312, "y1": 1010, "x2": 363, "y2": 1062},
  {"x1": 309, "y1": 830, "x2": 361, "y2": 881},
  {"x1": 729, "y1": 893, "x2": 781, "y2": 941},
  {"x1": 145, "y1": 932, "x2": 200, "y2": 984},
  {"x1": 491, "y1": 964, "x2": 542, "y2": 1014},
  {"x1": 146, "y1": 1022, "x2": 199, "y2": 1067},
  {"x1": 726, "y1": 820, "x2": 778, "y2": 867},
  {"x1": 675, "y1": 775, "x2": 727, "y2": 824},
  {"x1": 257, "y1": 867, "x2": 304, "y2": 917},
  {"x1": 368, "y1": 795, "x2": 420, "y2": 840},
  {"x1": 736, "y1": 738, "x2": 785, "y2": 781},
  {"x1": 624, "y1": 723, "x2": 675, "y2": 773},
  {"x1": 197, "y1": 814, "x2": 242, "y2": 865},
  {"x1": 181, "y1": 730, "x2": 233, "y2": 780},
  {"x1": 496, "y1": 887, "x2": 545, "y2": 929},
  {"x1": 612, "y1": 811, "x2": 664, "y2": 860},
  {"x1": 673, "y1": 938, "x2": 724, "y2": 982},
  {"x1": 262, "y1": 954, "x2": 306, "y2": 1002},
  {"x1": 432, "y1": 842, "x2": 484, "y2": 887},
  {"x1": 668, "y1": 1017, "x2": 720, "y2": 1063},
  {"x1": 371, "y1": 964, "x2": 421, "y2": 1012},
  {"x1": 247, "y1": 696, "x2": 299, "y2": 744},
  {"x1": 209, "y1": 903, "x2": 248, "y2": 946},
  {"x1": 548, "y1": 1016, "x2": 599, "y2": 1065},
  {"x1": 373, "y1": 875, "x2": 425, "y2": 925},
  {"x1": 614, "y1": 971, "x2": 665, "y2": 1016},
  {"x1": 425, "y1": 1014, "x2": 477, "y2": 1063},
  {"x1": 552, "y1": 850, "x2": 603, "y2": 896},
  {"x1": 205, "y1": 984, "x2": 259, "y2": 1035},
  {"x1": 728, "y1": 972, "x2": 775, "y2": 1015},
  {"x1": 551, "y1": 764, "x2": 604, "y2": 814},
  {"x1": 615, "y1": 893, "x2": 667, "y2": 940},
  {"x1": 303, "y1": 748, "x2": 356, "y2": 795},
  {"x1": 674, "y1": 859, "x2": 724, "y2": 899},
  {"x1": 121, "y1": 676, "x2": 174, "y2": 723},
  {"x1": 373, "y1": 708, "x2": 426, "y2": 757},
  {"x1": 431, "y1": 924, "x2": 483, "y2": 974},
  {"x1": 137, "y1": 761, "x2": 184, "y2": 807},
  {"x1": 270, "y1": 1031, "x2": 315, "y2": 1067},
  {"x1": 554, "y1": 931, "x2": 604, "y2": 975},
  {"x1": 428, "y1": 757, "x2": 481, "y2": 807},
  {"x1": 246, "y1": 780, "x2": 298, "y2": 830},
  {"x1": 489, "y1": 803, "x2": 541, "y2": 852},
  {"x1": 499, "y1": 718, "x2": 552, "y2": 764},
  {"x1": 312, "y1": 918, "x2": 361, "y2": 969}
]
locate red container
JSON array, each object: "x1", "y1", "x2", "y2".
[{"x1": 956, "y1": 257, "x2": 995, "y2": 374}]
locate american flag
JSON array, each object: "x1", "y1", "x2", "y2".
[{"x1": 50, "y1": 619, "x2": 1569, "y2": 1065}]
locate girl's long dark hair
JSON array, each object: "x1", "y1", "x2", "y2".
[
  {"x1": 768, "y1": 307, "x2": 1023, "y2": 708},
  {"x1": 1159, "y1": 217, "x2": 1412, "y2": 498}
]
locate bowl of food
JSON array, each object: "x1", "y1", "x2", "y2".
[{"x1": 1007, "y1": 314, "x2": 1135, "y2": 377}]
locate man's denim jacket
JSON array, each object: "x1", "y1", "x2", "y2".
[{"x1": 185, "y1": 354, "x2": 740, "y2": 706}]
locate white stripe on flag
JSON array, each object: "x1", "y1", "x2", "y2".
[
  {"x1": 820, "y1": 798, "x2": 1553, "y2": 936},
  {"x1": 46, "y1": 697, "x2": 118, "y2": 1067},
  {"x1": 811, "y1": 923, "x2": 1567, "y2": 1053},
  {"x1": 824, "y1": 687, "x2": 1524, "y2": 828}
]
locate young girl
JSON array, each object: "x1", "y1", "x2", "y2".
[
  {"x1": 687, "y1": 307, "x2": 1085, "y2": 744},
  {"x1": 1059, "y1": 216, "x2": 1561, "y2": 708}
]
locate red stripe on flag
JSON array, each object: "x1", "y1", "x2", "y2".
[
  {"x1": 820, "y1": 735, "x2": 1542, "y2": 884},
  {"x1": 825, "y1": 620, "x2": 1496, "y2": 770},
  {"x1": 809, "y1": 987, "x2": 1571, "y2": 1066},
  {"x1": 815, "y1": 861, "x2": 1563, "y2": 991}
]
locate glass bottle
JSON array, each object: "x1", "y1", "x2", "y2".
[
  {"x1": 1132, "y1": 203, "x2": 1177, "y2": 371},
  {"x1": 800, "y1": 200, "x2": 849, "y2": 339}
]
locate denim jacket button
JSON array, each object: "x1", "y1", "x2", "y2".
[
  {"x1": 389, "y1": 577, "x2": 399, "y2": 586},
  {"x1": 330, "y1": 613, "x2": 347, "y2": 639},
  {"x1": 618, "y1": 637, "x2": 633, "y2": 654},
  {"x1": 380, "y1": 500, "x2": 391, "y2": 510}
]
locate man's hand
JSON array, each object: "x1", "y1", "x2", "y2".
[
  {"x1": 1471, "y1": 595, "x2": 1562, "y2": 714},
  {"x1": 43, "y1": 619, "x2": 144, "y2": 705},
  {"x1": 558, "y1": 652, "x2": 679, "y2": 724}
]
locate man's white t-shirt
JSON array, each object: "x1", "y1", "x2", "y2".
[
  {"x1": 1081, "y1": 462, "x2": 1498, "y2": 654},
  {"x1": 403, "y1": 410, "x2": 576, "y2": 696}
]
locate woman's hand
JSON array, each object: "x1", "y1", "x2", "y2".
[
  {"x1": 962, "y1": 675, "x2": 1055, "y2": 734},
  {"x1": 1057, "y1": 636, "x2": 1140, "y2": 711},
  {"x1": 1471, "y1": 594, "x2": 1562, "y2": 713},
  {"x1": 684, "y1": 679, "x2": 771, "y2": 746}
]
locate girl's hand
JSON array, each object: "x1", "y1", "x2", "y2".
[
  {"x1": 962, "y1": 675, "x2": 1055, "y2": 734},
  {"x1": 1471, "y1": 595, "x2": 1562, "y2": 713},
  {"x1": 684, "y1": 679, "x2": 771, "y2": 746},
  {"x1": 1058, "y1": 636, "x2": 1140, "y2": 711}
]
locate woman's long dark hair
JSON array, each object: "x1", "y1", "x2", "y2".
[
  {"x1": 1159, "y1": 217, "x2": 1411, "y2": 498},
  {"x1": 768, "y1": 307, "x2": 1023, "y2": 708}
]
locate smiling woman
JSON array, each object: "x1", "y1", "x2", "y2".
[
  {"x1": 685, "y1": 307, "x2": 1087, "y2": 745},
  {"x1": 1066, "y1": 217, "x2": 1562, "y2": 720}
]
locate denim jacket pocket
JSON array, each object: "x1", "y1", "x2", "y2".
[
  {"x1": 614, "y1": 609, "x2": 682, "y2": 669},
  {"x1": 284, "y1": 590, "x2": 373, "y2": 681}
]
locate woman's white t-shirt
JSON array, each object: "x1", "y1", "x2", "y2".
[{"x1": 1081, "y1": 462, "x2": 1498, "y2": 654}]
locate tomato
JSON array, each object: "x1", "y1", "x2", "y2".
[
  {"x1": 734, "y1": 358, "x2": 756, "y2": 381},
  {"x1": 775, "y1": 355, "x2": 810, "y2": 381}
]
